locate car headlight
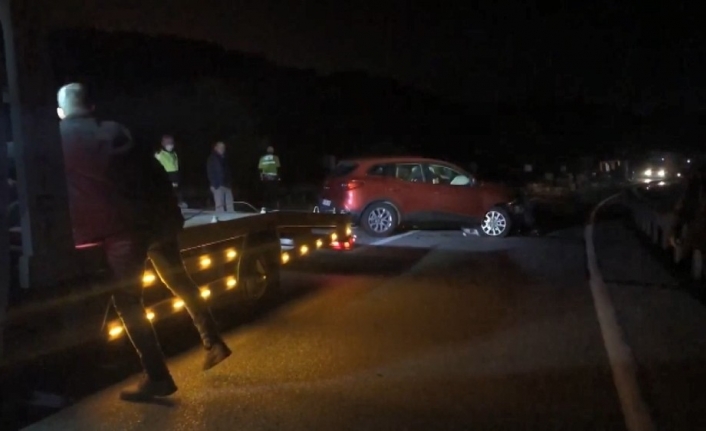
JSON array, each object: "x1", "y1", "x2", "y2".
[
  {"x1": 644, "y1": 169, "x2": 652, "y2": 176},
  {"x1": 657, "y1": 169, "x2": 665, "y2": 177},
  {"x1": 507, "y1": 200, "x2": 525, "y2": 214}
]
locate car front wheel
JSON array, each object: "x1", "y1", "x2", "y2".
[
  {"x1": 361, "y1": 203, "x2": 398, "y2": 237},
  {"x1": 480, "y1": 207, "x2": 511, "y2": 238}
]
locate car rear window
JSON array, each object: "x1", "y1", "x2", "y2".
[{"x1": 329, "y1": 162, "x2": 359, "y2": 178}]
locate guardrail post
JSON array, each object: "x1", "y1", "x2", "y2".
[
  {"x1": 692, "y1": 250, "x2": 703, "y2": 281},
  {"x1": 651, "y1": 223, "x2": 660, "y2": 245},
  {"x1": 659, "y1": 217, "x2": 668, "y2": 249},
  {"x1": 674, "y1": 226, "x2": 688, "y2": 263},
  {"x1": 674, "y1": 245, "x2": 684, "y2": 263},
  {"x1": 660, "y1": 234, "x2": 668, "y2": 249}
]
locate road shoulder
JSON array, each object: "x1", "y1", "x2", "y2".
[{"x1": 595, "y1": 218, "x2": 706, "y2": 431}]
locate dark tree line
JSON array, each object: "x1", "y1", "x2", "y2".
[{"x1": 44, "y1": 27, "x2": 704, "y2": 191}]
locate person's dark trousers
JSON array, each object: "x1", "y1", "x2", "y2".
[
  {"x1": 103, "y1": 235, "x2": 171, "y2": 382},
  {"x1": 166, "y1": 171, "x2": 185, "y2": 206},
  {"x1": 261, "y1": 178, "x2": 279, "y2": 210},
  {"x1": 147, "y1": 237, "x2": 222, "y2": 349}
]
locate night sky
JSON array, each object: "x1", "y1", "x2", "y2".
[{"x1": 42, "y1": 0, "x2": 704, "y2": 111}]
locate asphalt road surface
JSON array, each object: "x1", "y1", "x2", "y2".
[{"x1": 15, "y1": 207, "x2": 706, "y2": 430}]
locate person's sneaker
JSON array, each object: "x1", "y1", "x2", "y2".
[
  {"x1": 203, "y1": 341, "x2": 232, "y2": 371},
  {"x1": 119, "y1": 375, "x2": 177, "y2": 402}
]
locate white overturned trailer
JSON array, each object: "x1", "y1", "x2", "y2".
[{"x1": 1, "y1": 209, "x2": 353, "y2": 366}]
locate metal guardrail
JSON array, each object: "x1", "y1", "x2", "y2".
[{"x1": 624, "y1": 181, "x2": 704, "y2": 280}]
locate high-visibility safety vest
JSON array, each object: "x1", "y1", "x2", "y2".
[
  {"x1": 155, "y1": 149, "x2": 179, "y2": 173},
  {"x1": 259, "y1": 154, "x2": 280, "y2": 176}
]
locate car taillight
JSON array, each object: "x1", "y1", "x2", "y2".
[
  {"x1": 341, "y1": 180, "x2": 364, "y2": 190},
  {"x1": 331, "y1": 235, "x2": 355, "y2": 250}
]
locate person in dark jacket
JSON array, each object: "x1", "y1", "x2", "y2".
[
  {"x1": 206, "y1": 141, "x2": 234, "y2": 213},
  {"x1": 58, "y1": 83, "x2": 231, "y2": 402}
]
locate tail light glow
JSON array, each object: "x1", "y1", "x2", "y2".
[
  {"x1": 331, "y1": 235, "x2": 355, "y2": 250},
  {"x1": 341, "y1": 180, "x2": 364, "y2": 190}
]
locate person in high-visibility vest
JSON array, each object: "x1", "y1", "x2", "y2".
[
  {"x1": 154, "y1": 135, "x2": 186, "y2": 208},
  {"x1": 258, "y1": 146, "x2": 280, "y2": 210}
]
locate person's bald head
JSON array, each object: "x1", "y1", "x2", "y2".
[{"x1": 57, "y1": 83, "x2": 94, "y2": 119}]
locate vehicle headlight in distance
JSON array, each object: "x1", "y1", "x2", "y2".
[
  {"x1": 644, "y1": 168, "x2": 652, "y2": 176},
  {"x1": 657, "y1": 169, "x2": 666, "y2": 177}
]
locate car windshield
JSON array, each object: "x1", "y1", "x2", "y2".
[{"x1": 428, "y1": 164, "x2": 472, "y2": 185}]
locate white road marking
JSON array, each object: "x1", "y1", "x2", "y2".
[
  {"x1": 585, "y1": 194, "x2": 655, "y2": 431},
  {"x1": 369, "y1": 230, "x2": 418, "y2": 246}
]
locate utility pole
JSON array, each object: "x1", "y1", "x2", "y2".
[
  {"x1": 0, "y1": 5, "x2": 9, "y2": 363},
  {"x1": 0, "y1": 0, "x2": 76, "y2": 291}
]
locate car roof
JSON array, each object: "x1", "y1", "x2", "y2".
[{"x1": 342, "y1": 156, "x2": 456, "y2": 166}]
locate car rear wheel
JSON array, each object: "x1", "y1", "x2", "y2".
[
  {"x1": 480, "y1": 207, "x2": 511, "y2": 238},
  {"x1": 237, "y1": 232, "x2": 282, "y2": 308},
  {"x1": 361, "y1": 203, "x2": 398, "y2": 237}
]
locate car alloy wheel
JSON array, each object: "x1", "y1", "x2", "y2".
[
  {"x1": 481, "y1": 210, "x2": 508, "y2": 237},
  {"x1": 367, "y1": 207, "x2": 394, "y2": 234}
]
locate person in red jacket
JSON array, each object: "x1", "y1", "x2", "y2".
[{"x1": 58, "y1": 83, "x2": 231, "y2": 402}]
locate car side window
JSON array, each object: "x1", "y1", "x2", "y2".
[
  {"x1": 395, "y1": 163, "x2": 424, "y2": 182},
  {"x1": 427, "y1": 164, "x2": 472, "y2": 186},
  {"x1": 367, "y1": 163, "x2": 395, "y2": 177}
]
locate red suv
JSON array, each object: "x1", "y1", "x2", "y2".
[{"x1": 318, "y1": 157, "x2": 527, "y2": 237}]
